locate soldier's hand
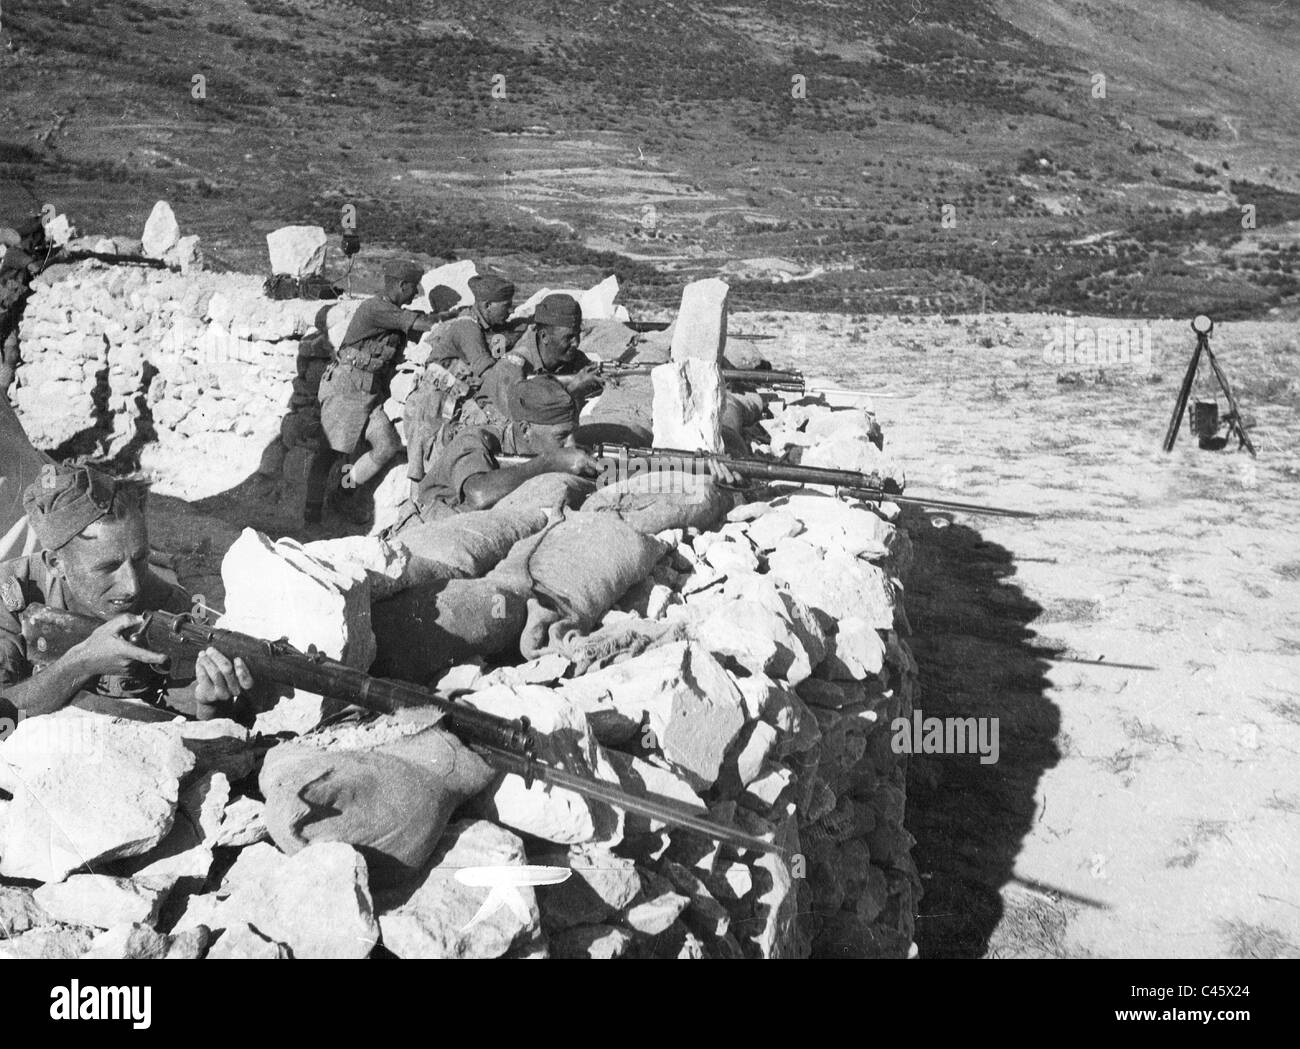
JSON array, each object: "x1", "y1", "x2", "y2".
[
  {"x1": 706, "y1": 457, "x2": 744, "y2": 488},
  {"x1": 69, "y1": 615, "x2": 168, "y2": 677},
  {"x1": 193, "y1": 648, "x2": 254, "y2": 719},
  {"x1": 545, "y1": 447, "x2": 601, "y2": 478},
  {"x1": 562, "y1": 366, "x2": 604, "y2": 398}
]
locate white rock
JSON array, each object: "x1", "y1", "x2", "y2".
[
  {"x1": 691, "y1": 599, "x2": 813, "y2": 684},
  {"x1": 166, "y1": 234, "x2": 203, "y2": 274},
  {"x1": 670, "y1": 278, "x2": 728, "y2": 362},
  {"x1": 33, "y1": 876, "x2": 164, "y2": 929},
  {"x1": 744, "y1": 509, "x2": 803, "y2": 551},
  {"x1": 0, "y1": 926, "x2": 93, "y2": 959},
  {"x1": 819, "y1": 617, "x2": 887, "y2": 680},
  {"x1": 213, "y1": 797, "x2": 268, "y2": 848},
  {"x1": 766, "y1": 541, "x2": 896, "y2": 627},
  {"x1": 142, "y1": 200, "x2": 180, "y2": 257},
  {"x1": 0, "y1": 886, "x2": 49, "y2": 937},
  {"x1": 216, "y1": 842, "x2": 379, "y2": 959},
  {"x1": 208, "y1": 921, "x2": 290, "y2": 959},
  {"x1": 0, "y1": 713, "x2": 193, "y2": 882},
  {"x1": 419, "y1": 260, "x2": 478, "y2": 312},
  {"x1": 44, "y1": 213, "x2": 74, "y2": 247},
  {"x1": 266, "y1": 225, "x2": 328, "y2": 277},
  {"x1": 220, "y1": 529, "x2": 376, "y2": 732},
  {"x1": 652, "y1": 360, "x2": 724, "y2": 453},
  {"x1": 725, "y1": 721, "x2": 779, "y2": 788},
  {"x1": 460, "y1": 685, "x2": 623, "y2": 846},
  {"x1": 701, "y1": 537, "x2": 759, "y2": 575},
  {"x1": 560, "y1": 641, "x2": 745, "y2": 788},
  {"x1": 300, "y1": 534, "x2": 412, "y2": 600},
  {"x1": 741, "y1": 765, "x2": 794, "y2": 811},
  {"x1": 602, "y1": 749, "x2": 707, "y2": 838},
  {"x1": 83, "y1": 923, "x2": 209, "y2": 960},
  {"x1": 377, "y1": 820, "x2": 536, "y2": 959}
]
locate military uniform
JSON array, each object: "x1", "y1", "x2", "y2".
[
  {"x1": 482, "y1": 326, "x2": 593, "y2": 418},
  {"x1": 0, "y1": 550, "x2": 192, "y2": 714},
  {"x1": 317, "y1": 295, "x2": 423, "y2": 455}
]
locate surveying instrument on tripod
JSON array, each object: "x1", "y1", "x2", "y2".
[{"x1": 1161, "y1": 315, "x2": 1257, "y2": 457}]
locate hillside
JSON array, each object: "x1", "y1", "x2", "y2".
[{"x1": 2, "y1": 0, "x2": 1298, "y2": 316}]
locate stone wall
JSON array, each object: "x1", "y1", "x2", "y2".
[
  {"x1": 2, "y1": 260, "x2": 921, "y2": 959},
  {"x1": 12, "y1": 260, "x2": 324, "y2": 499}
]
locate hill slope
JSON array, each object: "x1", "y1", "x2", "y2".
[{"x1": 1, "y1": 0, "x2": 1297, "y2": 316}]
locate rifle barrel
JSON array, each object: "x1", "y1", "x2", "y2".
[{"x1": 139, "y1": 612, "x2": 781, "y2": 855}]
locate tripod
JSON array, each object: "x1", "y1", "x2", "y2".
[{"x1": 1161, "y1": 315, "x2": 1257, "y2": 458}]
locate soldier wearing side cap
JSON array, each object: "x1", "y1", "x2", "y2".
[
  {"x1": 307, "y1": 259, "x2": 439, "y2": 524},
  {"x1": 481, "y1": 293, "x2": 603, "y2": 419},
  {"x1": 391, "y1": 375, "x2": 600, "y2": 530},
  {"x1": 402, "y1": 275, "x2": 519, "y2": 495},
  {"x1": 0, "y1": 465, "x2": 257, "y2": 722}
]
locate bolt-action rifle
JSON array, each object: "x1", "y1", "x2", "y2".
[
  {"x1": 511, "y1": 443, "x2": 1037, "y2": 519},
  {"x1": 16, "y1": 604, "x2": 782, "y2": 856}
]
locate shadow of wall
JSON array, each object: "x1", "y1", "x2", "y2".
[{"x1": 900, "y1": 509, "x2": 1061, "y2": 958}]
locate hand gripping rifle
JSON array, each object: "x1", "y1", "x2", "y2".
[
  {"x1": 18, "y1": 604, "x2": 782, "y2": 857},
  {"x1": 549, "y1": 444, "x2": 1037, "y2": 520}
]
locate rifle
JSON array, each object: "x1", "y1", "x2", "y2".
[
  {"x1": 18, "y1": 604, "x2": 781, "y2": 857},
  {"x1": 594, "y1": 361, "x2": 808, "y2": 394},
  {"x1": 519, "y1": 443, "x2": 1037, "y2": 520}
]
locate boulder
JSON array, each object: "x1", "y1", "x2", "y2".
[
  {"x1": 0, "y1": 713, "x2": 193, "y2": 882},
  {"x1": 819, "y1": 617, "x2": 887, "y2": 680},
  {"x1": 0, "y1": 926, "x2": 93, "y2": 959},
  {"x1": 376, "y1": 820, "x2": 537, "y2": 959},
  {"x1": 670, "y1": 278, "x2": 728, "y2": 363},
  {"x1": 652, "y1": 360, "x2": 724, "y2": 453},
  {"x1": 534, "y1": 847, "x2": 641, "y2": 930},
  {"x1": 560, "y1": 641, "x2": 745, "y2": 788},
  {"x1": 300, "y1": 534, "x2": 412, "y2": 600},
  {"x1": 208, "y1": 922, "x2": 290, "y2": 960},
  {"x1": 550, "y1": 923, "x2": 635, "y2": 959},
  {"x1": 82, "y1": 923, "x2": 210, "y2": 960},
  {"x1": 690, "y1": 599, "x2": 813, "y2": 684},
  {"x1": 419, "y1": 260, "x2": 478, "y2": 312},
  {"x1": 743, "y1": 509, "x2": 803, "y2": 551},
  {"x1": 33, "y1": 876, "x2": 165, "y2": 929},
  {"x1": 212, "y1": 841, "x2": 379, "y2": 959},
  {"x1": 266, "y1": 225, "x2": 328, "y2": 277},
  {"x1": 766, "y1": 542, "x2": 897, "y2": 628},
  {"x1": 0, "y1": 886, "x2": 50, "y2": 937},
  {"x1": 460, "y1": 685, "x2": 623, "y2": 846},
  {"x1": 142, "y1": 200, "x2": 180, "y2": 257},
  {"x1": 601, "y1": 749, "x2": 707, "y2": 839},
  {"x1": 621, "y1": 874, "x2": 690, "y2": 935}
]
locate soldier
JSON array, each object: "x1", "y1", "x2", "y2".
[
  {"x1": 425, "y1": 273, "x2": 516, "y2": 378},
  {"x1": 0, "y1": 216, "x2": 49, "y2": 397},
  {"x1": 402, "y1": 374, "x2": 599, "y2": 523},
  {"x1": 307, "y1": 259, "x2": 437, "y2": 524},
  {"x1": 481, "y1": 293, "x2": 603, "y2": 418},
  {"x1": 400, "y1": 275, "x2": 517, "y2": 497},
  {"x1": 0, "y1": 465, "x2": 255, "y2": 722}
]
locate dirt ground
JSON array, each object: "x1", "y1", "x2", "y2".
[
  {"x1": 748, "y1": 309, "x2": 1300, "y2": 958},
  {"x1": 142, "y1": 308, "x2": 1300, "y2": 960}
]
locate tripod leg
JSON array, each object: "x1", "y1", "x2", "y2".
[
  {"x1": 1203, "y1": 345, "x2": 1258, "y2": 458},
  {"x1": 1162, "y1": 336, "x2": 1205, "y2": 453}
]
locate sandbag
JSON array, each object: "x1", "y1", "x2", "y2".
[
  {"x1": 493, "y1": 471, "x2": 594, "y2": 514},
  {"x1": 373, "y1": 510, "x2": 663, "y2": 679},
  {"x1": 586, "y1": 374, "x2": 654, "y2": 446},
  {"x1": 510, "y1": 511, "x2": 665, "y2": 657},
  {"x1": 396, "y1": 504, "x2": 549, "y2": 582},
  {"x1": 259, "y1": 712, "x2": 495, "y2": 886},
  {"x1": 583, "y1": 471, "x2": 733, "y2": 534}
]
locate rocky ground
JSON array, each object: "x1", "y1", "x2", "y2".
[{"x1": 755, "y1": 309, "x2": 1299, "y2": 958}]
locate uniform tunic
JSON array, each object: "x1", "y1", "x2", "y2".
[
  {"x1": 0, "y1": 551, "x2": 192, "y2": 713},
  {"x1": 317, "y1": 296, "x2": 423, "y2": 454},
  {"x1": 480, "y1": 327, "x2": 592, "y2": 418}
]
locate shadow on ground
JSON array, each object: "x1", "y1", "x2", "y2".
[{"x1": 901, "y1": 510, "x2": 1062, "y2": 958}]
